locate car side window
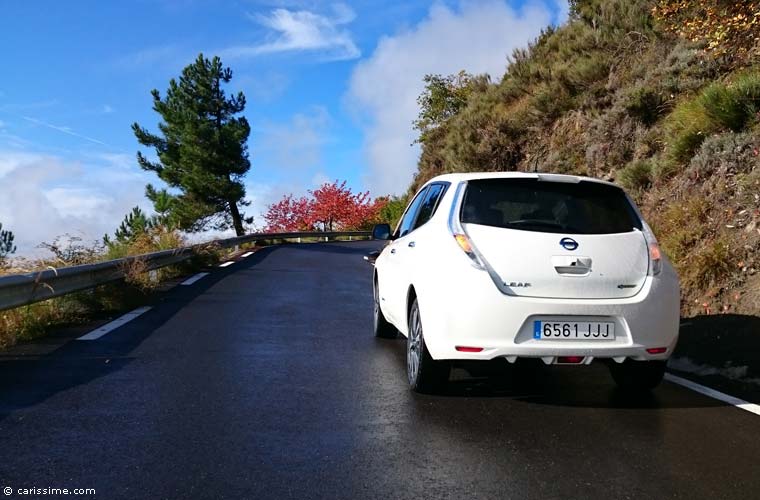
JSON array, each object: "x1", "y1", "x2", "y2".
[
  {"x1": 396, "y1": 187, "x2": 429, "y2": 238},
  {"x1": 412, "y1": 183, "x2": 447, "y2": 230}
]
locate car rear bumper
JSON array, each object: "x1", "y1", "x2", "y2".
[{"x1": 418, "y1": 264, "x2": 680, "y2": 363}]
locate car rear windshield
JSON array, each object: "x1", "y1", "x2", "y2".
[{"x1": 460, "y1": 178, "x2": 642, "y2": 235}]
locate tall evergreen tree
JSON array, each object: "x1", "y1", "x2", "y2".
[
  {"x1": 0, "y1": 222, "x2": 17, "y2": 261},
  {"x1": 132, "y1": 53, "x2": 252, "y2": 236}
]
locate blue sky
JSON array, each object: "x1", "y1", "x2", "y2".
[{"x1": 0, "y1": 0, "x2": 567, "y2": 255}]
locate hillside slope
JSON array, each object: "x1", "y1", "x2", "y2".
[{"x1": 411, "y1": 0, "x2": 760, "y2": 316}]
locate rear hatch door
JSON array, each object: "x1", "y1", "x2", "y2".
[{"x1": 460, "y1": 177, "x2": 649, "y2": 299}]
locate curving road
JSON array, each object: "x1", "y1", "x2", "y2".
[{"x1": 1, "y1": 241, "x2": 759, "y2": 499}]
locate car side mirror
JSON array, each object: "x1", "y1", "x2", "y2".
[{"x1": 372, "y1": 223, "x2": 392, "y2": 240}]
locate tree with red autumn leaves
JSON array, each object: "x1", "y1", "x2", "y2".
[{"x1": 263, "y1": 181, "x2": 387, "y2": 232}]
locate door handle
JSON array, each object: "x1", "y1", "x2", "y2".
[
  {"x1": 408, "y1": 241, "x2": 416, "y2": 248},
  {"x1": 390, "y1": 248, "x2": 396, "y2": 254}
]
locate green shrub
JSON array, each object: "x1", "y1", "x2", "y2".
[
  {"x1": 666, "y1": 72, "x2": 760, "y2": 167},
  {"x1": 618, "y1": 159, "x2": 653, "y2": 190},
  {"x1": 665, "y1": 97, "x2": 715, "y2": 166},
  {"x1": 689, "y1": 238, "x2": 733, "y2": 289},
  {"x1": 623, "y1": 85, "x2": 666, "y2": 125},
  {"x1": 699, "y1": 73, "x2": 760, "y2": 132}
]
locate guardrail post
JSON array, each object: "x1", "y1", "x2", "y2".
[
  {"x1": 324, "y1": 236, "x2": 328, "y2": 242},
  {"x1": 297, "y1": 237, "x2": 301, "y2": 243},
  {"x1": 349, "y1": 235, "x2": 352, "y2": 241}
]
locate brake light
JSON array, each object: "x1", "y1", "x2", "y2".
[
  {"x1": 646, "y1": 347, "x2": 667, "y2": 354},
  {"x1": 455, "y1": 346, "x2": 484, "y2": 352},
  {"x1": 557, "y1": 356, "x2": 584, "y2": 364}
]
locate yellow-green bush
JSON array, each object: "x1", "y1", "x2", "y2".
[{"x1": 618, "y1": 159, "x2": 653, "y2": 190}]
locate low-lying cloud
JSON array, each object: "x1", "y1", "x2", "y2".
[
  {"x1": 347, "y1": 0, "x2": 565, "y2": 195},
  {"x1": 0, "y1": 152, "x2": 153, "y2": 257}
]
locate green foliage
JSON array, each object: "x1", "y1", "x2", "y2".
[
  {"x1": 623, "y1": 85, "x2": 667, "y2": 125},
  {"x1": 145, "y1": 185, "x2": 179, "y2": 229},
  {"x1": 414, "y1": 72, "x2": 489, "y2": 144},
  {"x1": 104, "y1": 207, "x2": 151, "y2": 248},
  {"x1": 376, "y1": 196, "x2": 407, "y2": 229},
  {"x1": 702, "y1": 72, "x2": 760, "y2": 131},
  {"x1": 618, "y1": 159, "x2": 653, "y2": 190},
  {"x1": 0, "y1": 222, "x2": 16, "y2": 263},
  {"x1": 665, "y1": 71, "x2": 760, "y2": 169},
  {"x1": 132, "y1": 53, "x2": 252, "y2": 236}
]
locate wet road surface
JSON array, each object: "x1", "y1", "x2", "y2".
[{"x1": 1, "y1": 241, "x2": 759, "y2": 499}]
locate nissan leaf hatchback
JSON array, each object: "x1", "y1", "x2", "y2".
[{"x1": 371, "y1": 172, "x2": 680, "y2": 393}]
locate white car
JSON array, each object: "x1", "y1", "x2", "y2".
[{"x1": 371, "y1": 172, "x2": 680, "y2": 393}]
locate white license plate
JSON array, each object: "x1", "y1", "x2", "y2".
[{"x1": 534, "y1": 321, "x2": 615, "y2": 340}]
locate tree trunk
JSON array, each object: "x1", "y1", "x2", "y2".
[{"x1": 229, "y1": 200, "x2": 244, "y2": 236}]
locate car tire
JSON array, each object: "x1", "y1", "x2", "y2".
[
  {"x1": 609, "y1": 359, "x2": 666, "y2": 391},
  {"x1": 373, "y1": 279, "x2": 397, "y2": 339},
  {"x1": 407, "y1": 297, "x2": 450, "y2": 394}
]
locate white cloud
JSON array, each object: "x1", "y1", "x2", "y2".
[
  {"x1": 347, "y1": 0, "x2": 563, "y2": 195},
  {"x1": 221, "y1": 3, "x2": 360, "y2": 61},
  {"x1": 102, "y1": 104, "x2": 115, "y2": 114},
  {"x1": 0, "y1": 152, "x2": 153, "y2": 257}
]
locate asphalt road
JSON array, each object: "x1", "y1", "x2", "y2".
[{"x1": 1, "y1": 241, "x2": 759, "y2": 500}]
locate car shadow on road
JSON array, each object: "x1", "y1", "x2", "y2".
[
  {"x1": 669, "y1": 313, "x2": 760, "y2": 404},
  {"x1": 376, "y1": 337, "x2": 731, "y2": 410}
]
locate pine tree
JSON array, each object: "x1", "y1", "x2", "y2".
[
  {"x1": 0, "y1": 222, "x2": 17, "y2": 261},
  {"x1": 103, "y1": 207, "x2": 151, "y2": 247},
  {"x1": 146, "y1": 185, "x2": 178, "y2": 229},
  {"x1": 132, "y1": 53, "x2": 252, "y2": 236}
]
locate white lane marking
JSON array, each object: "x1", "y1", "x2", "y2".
[
  {"x1": 218, "y1": 261, "x2": 235, "y2": 267},
  {"x1": 241, "y1": 251, "x2": 254, "y2": 257},
  {"x1": 665, "y1": 373, "x2": 760, "y2": 417},
  {"x1": 77, "y1": 307, "x2": 152, "y2": 341},
  {"x1": 180, "y1": 272, "x2": 209, "y2": 285}
]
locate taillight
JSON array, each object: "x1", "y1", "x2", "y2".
[
  {"x1": 448, "y1": 182, "x2": 487, "y2": 269},
  {"x1": 642, "y1": 222, "x2": 662, "y2": 276},
  {"x1": 649, "y1": 242, "x2": 662, "y2": 275},
  {"x1": 454, "y1": 233, "x2": 473, "y2": 254}
]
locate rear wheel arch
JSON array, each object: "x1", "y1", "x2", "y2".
[{"x1": 406, "y1": 285, "x2": 417, "y2": 332}]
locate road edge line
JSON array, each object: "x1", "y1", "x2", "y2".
[
  {"x1": 77, "y1": 306, "x2": 153, "y2": 341},
  {"x1": 180, "y1": 272, "x2": 210, "y2": 285},
  {"x1": 665, "y1": 373, "x2": 760, "y2": 417}
]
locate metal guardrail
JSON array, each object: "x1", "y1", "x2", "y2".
[{"x1": 0, "y1": 230, "x2": 371, "y2": 312}]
